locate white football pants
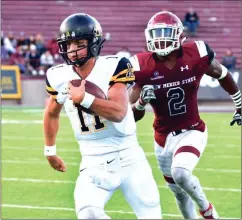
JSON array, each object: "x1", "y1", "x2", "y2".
[{"x1": 74, "y1": 146, "x2": 161, "y2": 219}]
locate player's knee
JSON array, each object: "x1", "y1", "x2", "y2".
[
  {"x1": 77, "y1": 206, "x2": 111, "y2": 219},
  {"x1": 171, "y1": 167, "x2": 191, "y2": 187}
]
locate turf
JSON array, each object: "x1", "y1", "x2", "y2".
[{"x1": 1, "y1": 109, "x2": 241, "y2": 219}]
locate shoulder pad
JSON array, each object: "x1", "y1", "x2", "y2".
[
  {"x1": 129, "y1": 55, "x2": 140, "y2": 71},
  {"x1": 194, "y1": 41, "x2": 208, "y2": 58},
  {"x1": 46, "y1": 63, "x2": 67, "y2": 98},
  {"x1": 195, "y1": 41, "x2": 216, "y2": 64}
]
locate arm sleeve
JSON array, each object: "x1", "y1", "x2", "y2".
[{"x1": 109, "y1": 57, "x2": 135, "y2": 86}]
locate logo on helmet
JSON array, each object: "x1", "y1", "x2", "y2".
[
  {"x1": 71, "y1": 31, "x2": 75, "y2": 37},
  {"x1": 61, "y1": 33, "x2": 65, "y2": 40},
  {"x1": 66, "y1": 32, "x2": 70, "y2": 37},
  {"x1": 93, "y1": 23, "x2": 102, "y2": 37}
]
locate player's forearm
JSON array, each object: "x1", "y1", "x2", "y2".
[
  {"x1": 90, "y1": 98, "x2": 127, "y2": 122},
  {"x1": 219, "y1": 73, "x2": 241, "y2": 110},
  {"x1": 219, "y1": 72, "x2": 240, "y2": 95},
  {"x1": 131, "y1": 103, "x2": 145, "y2": 122},
  {"x1": 43, "y1": 110, "x2": 60, "y2": 145}
]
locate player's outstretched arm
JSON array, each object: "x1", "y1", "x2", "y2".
[
  {"x1": 43, "y1": 96, "x2": 67, "y2": 172},
  {"x1": 206, "y1": 59, "x2": 241, "y2": 126}
]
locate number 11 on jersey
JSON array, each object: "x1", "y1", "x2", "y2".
[{"x1": 77, "y1": 107, "x2": 106, "y2": 133}]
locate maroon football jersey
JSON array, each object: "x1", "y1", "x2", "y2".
[{"x1": 131, "y1": 41, "x2": 215, "y2": 136}]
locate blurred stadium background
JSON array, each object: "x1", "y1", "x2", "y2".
[{"x1": 1, "y1": 0, "x2": 241, "y2": 219}]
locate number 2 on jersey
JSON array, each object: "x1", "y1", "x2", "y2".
[
  {"x1": 167, "y1": 87, "x2": 186, "y2": 116},
  {"x1": 77, "y1": 108, "x2": 105, "y2": 132}
]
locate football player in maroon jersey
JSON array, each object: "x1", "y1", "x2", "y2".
[{"x1": 129, "y1": 11, "x2": 241, "y2": 219}]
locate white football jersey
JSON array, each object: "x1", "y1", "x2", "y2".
[{"x1": 46, "y1": 55, "x2": 139, "y2": 155}]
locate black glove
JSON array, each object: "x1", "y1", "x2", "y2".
[{"x1": 230, "y1": 109, "x2": 241, "y2": 126}]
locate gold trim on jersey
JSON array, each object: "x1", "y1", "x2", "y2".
[
  {"x1": 46, "y1": 86, "x2": 58, "y2": 96},
  {"x1": 110, "y1": 68, "x2": 135, "y2": 84},
  {"x1": 46, "y1": 85, "x2": 57, "y2": 92},
  {"x1": 46, "y1": 85, "x2": 58, "y2": 99},
  {"x1": 111, "y1": 68, "x2": 134, "y2": 81},
  {"x1": 113, "y1": 77, "x2": 135, "y2": 83}
]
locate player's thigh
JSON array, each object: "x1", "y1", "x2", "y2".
[
  {"x1": 172, "y1": 128, "x2": 208, "y2": 172},
  {"x1": 74, "y1": 168, "x2": 115, "y2": 215},
  {"x1": 120, "y1": 159, "x2": 161, "y2": 218},
  {"x1": 154, "y1": 139, "x2": 174, "y2": 177}
]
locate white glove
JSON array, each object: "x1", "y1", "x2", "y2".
[
  {"x1": 56, "y1": 82, "x2": 68, "y2": 104},
  {"x1": 139, "y1": 85, "x2": 156, "y2": 105},
  {"x1": 135, "y1": 85, "x2": 156, "y2": 111}
]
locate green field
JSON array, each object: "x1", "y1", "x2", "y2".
[{"x1": 1, "y1": 109, "x2": 241, "y2": 219}]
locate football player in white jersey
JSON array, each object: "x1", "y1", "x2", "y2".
[{"x1": 43, "y1": 13, "x2": 161, "y2": 219}]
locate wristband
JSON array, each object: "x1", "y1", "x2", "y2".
[
  {"x1": 44, "y1": 145, "x2": 57, "y2": 156},
  {"x1": 135, "y1": 100, "x2": 146, "y2": 111},
  {"x1": 80, "y1": 92, "x2": 95, "y2": 109},
  {"x1": 230, "y1": 90, "x2": 241, "y2": 109}
]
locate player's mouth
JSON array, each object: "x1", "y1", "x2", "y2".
[{"x1": 70, "y1": 55, "x2": 86, "y2": 61}]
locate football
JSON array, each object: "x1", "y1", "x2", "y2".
[{"x1": 70, "y1": 79, "x2": 107, "y2": 115}]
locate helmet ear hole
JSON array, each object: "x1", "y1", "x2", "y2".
[
  {"x1": 90, "y1": 44, "x2": 99, "y2": 57},
  {"x1": 89, "y1": 38, "x2": 106, "y2": 57}
]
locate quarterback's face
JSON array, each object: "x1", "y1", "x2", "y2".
[{"x1": 66, "y1": 39, "x2": 88, "y2": 61}]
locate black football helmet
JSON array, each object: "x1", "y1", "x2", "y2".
[{"x1": 57, "y1": 13, "x2": 105, "y2": 67}]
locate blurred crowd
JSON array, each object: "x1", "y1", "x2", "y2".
[
  {"x1": 1, "y1": 31, "x2": 62, "y2": 76},
  {"x1": 1, "y1": 25, "x2": 238, "y2": 77}
]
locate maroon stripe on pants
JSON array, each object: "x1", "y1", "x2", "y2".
[
  {"x1": 174, "y1": 146, "x2": 200, "y2": 158},
  {"x1": 163, "y1": 175, "x2": 175, "y2": 184}
]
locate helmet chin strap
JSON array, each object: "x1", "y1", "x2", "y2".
[
  {"x1": 73, "y1": 56, "x2": 90, "y2": 67},
  {"x1": 73, "y1": 38, "x2": 105, "y2": 67},
  {"x1": 181, "y1": 36, "x2": 187, "y2": 44},
  {"x1": 70, "y1": 44, "x2": 92, "y2": 67}
]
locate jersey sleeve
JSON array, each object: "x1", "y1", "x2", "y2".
[
  {"x1": 194, "y1": 41, "x2": 216, "y2": 77},
  {"x1": 109, "y1": 57, "x2": 135, "y2": 86},
  {"x1": 45, "y1": 69, "x2": 58, "y2": 100}
]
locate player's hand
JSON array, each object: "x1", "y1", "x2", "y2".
[
  {"x1": 56, "y1": 82, "x2": 68, "y2": 104},
  {"x1": 139, "y1": 85, "x2": 156, "y2": 105},
  {"x1": 68, "y1": 80, "x2": 86, "y2": 104},
  {"x1": 230, "y1": 109, "x2": 241, "y2": 126},
  {"x1": 46, "y1": 155, "x2": 67, "y2": 172}
]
